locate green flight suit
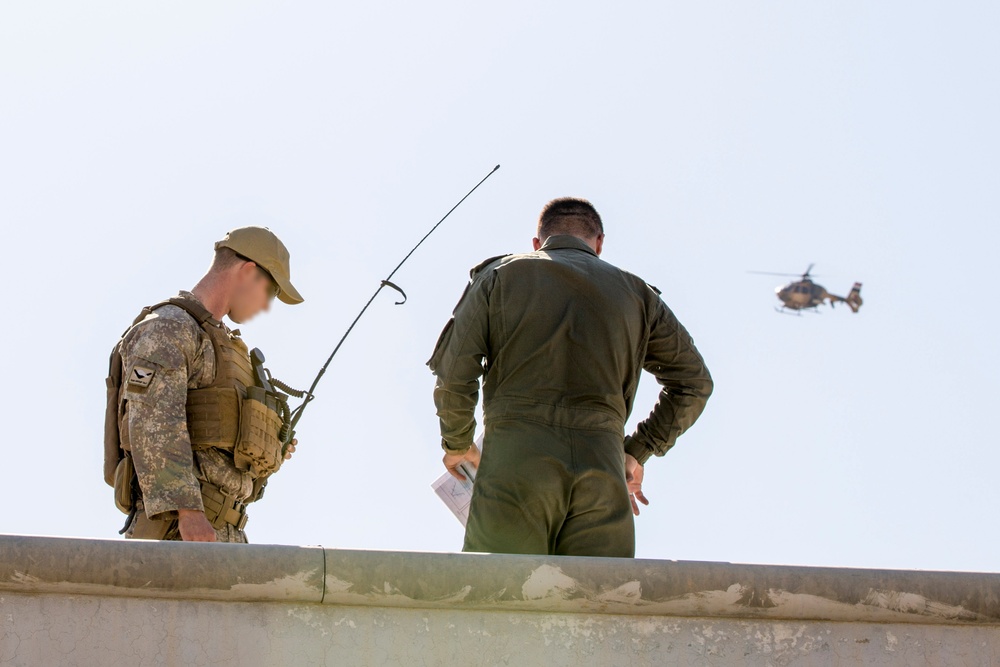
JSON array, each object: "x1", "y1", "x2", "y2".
[{"x1": 428, "y1": 235, "x2": 713, "y2": 557}]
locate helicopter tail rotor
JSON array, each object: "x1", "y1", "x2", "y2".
[{"x1": 846, "y1": 282, "x2": 863, "y2": 313}]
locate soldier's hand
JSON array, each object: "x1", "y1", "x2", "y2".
[
  {"x1": 624, "y1": 454, "x2": 650, "y2": 516},
  {"x1": 177, "y1": 509, "x2": 218, "y2": 542},
  {"x1": 443, "y1": 442, "x2": 481, "y2": 481},
  {"x1": 284, "y1": 438, "x2": 297, "y2": 460}
]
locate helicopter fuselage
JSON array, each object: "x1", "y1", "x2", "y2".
[
  {"x1": 776, "y1": 279, "x2": 830, "y2": 310},
  {"x1": 757, "y1": 265, "x2": 862, "y2": 313}
]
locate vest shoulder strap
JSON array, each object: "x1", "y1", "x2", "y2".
[
  {"x1": 119, "y1": 295, "x2": 217, "y2": 340},
  {"x1": 158, "y1": 296, "x2": 215, "y2": 326}
]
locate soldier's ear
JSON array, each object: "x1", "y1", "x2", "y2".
[
  {"x1": 532, "y1": 237, "x2": 542, "y2": 251},
  {"x1": 595, "y1": 234, "x2": 605, "y2": 256},
  {"x1": 237, "y1": 260, "x2": 259, "y2": 281}
]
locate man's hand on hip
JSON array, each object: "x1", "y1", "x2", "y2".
[
  {"x1": 177, "y1": 509, "x2": 218, "y2": 542},
  {"x1": 625, "y1": 454, "x2": 650, "y2": 516},
  {"x1": 443, "y1": 442, "x2": 481, "y2": 481}
]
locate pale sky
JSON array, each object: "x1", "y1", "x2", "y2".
[{"x1": 2, "y1": 2, "x2": 997, "y2": 572}]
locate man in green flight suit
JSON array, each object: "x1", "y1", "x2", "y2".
[{"x1": 428, "y1": 198, "x2": 713, "y2": 557}]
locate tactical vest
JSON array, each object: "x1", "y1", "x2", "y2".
[
  {"x1": 183, "y1": 306, "x2": 257, "y2": 453},
  {"x1": 105, "y1": 295, "x2": 285, "y2": 530}
]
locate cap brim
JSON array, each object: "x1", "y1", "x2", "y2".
[{"x1": 276, "y1": 277, "x2": 304, "y2": 305}]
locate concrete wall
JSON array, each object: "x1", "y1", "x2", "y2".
[{"x1": 2, "y1": 535, "x2": 998, "y2": 666}]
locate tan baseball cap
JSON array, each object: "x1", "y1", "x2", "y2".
[{"x1": 215, "y1": 226, "x2": 304, "y2": 305}]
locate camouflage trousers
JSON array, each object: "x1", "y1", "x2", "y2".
[
  {"x1": 463, "y1": 419, "x2": 635, "y2": 558},
  {"x1": 124, "y1": 498, "x2": 248, "y2": 544}
]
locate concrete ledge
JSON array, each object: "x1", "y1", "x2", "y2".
[
  {"x1": 0, "y1": 534, "x2": 324, "y2": 603},
  {"x1": 1, "y1": 534, "x2": 998, "y2": 626},
  {"x1": 323, "y1": 550, "x2": 1000, "y2": 625}
]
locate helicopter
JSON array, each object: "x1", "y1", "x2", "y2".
[{"x1": 751, "y1": 265, "x2": 863, "y2": 314}]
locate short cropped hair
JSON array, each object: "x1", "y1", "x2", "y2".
[
  {"x1": 210, "y1": 246, "x2": 247, "y2": 271},
  {"x1": 537, "y1": 198, "x2": 604, "y2": 241}
]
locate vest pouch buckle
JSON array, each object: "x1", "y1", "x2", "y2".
[
  {"x1": 200, "y1": 480, "x2": 249, "y2": 532},
  {"x1": 235, "y1": 386, "x2": 284, "y2": 477}
]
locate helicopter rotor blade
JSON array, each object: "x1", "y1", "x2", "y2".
[
  {"x1": 748, "y1": 270, "x2": 806, "y2": 277},
  {"x1": 749, "y1": 266, "x2": 821, "y2": 278}
]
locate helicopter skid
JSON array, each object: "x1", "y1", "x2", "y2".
[{"x1": 775, "y1": 306, "x2": 820, "y2": 316}]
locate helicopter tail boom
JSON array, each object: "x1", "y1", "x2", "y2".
[{"x1": 827, "y1": 282, "x2": 863, "y2": 313}]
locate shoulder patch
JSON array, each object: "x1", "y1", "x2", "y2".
[
  {"x1": 128, "y1": 363, "x2": 157, "y2": 388},
  {"x1": 470, "y1": 254, "x2": 512, "y2": 279}
]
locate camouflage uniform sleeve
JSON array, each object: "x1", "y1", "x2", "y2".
[
  {"x1": 122, "y1": 312, "x2": 208, "y2": 519},
  {"x1": 427, "y1": 268, "x2": 497, "y2": 452},
  {"x1": 624, "y1": 297, "x2": 714, "y2": 465}
]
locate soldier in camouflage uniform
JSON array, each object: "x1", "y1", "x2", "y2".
[
  {"x1": 429, "y1": 198, "x2": 713, "y2": 557},
  {"x1": 118, "y1": 227, "x2": 303, "y2": 543}
]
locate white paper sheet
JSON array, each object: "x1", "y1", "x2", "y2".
[{"x1": 431, "y1": 434, "x2": 483, "y2": 526}]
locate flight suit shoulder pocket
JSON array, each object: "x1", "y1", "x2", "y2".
[{"x1": 426, "y1": 319, "x2": 455, "y2": 372}]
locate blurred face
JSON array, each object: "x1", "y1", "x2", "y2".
[{"x1": 229, "y1": 261, "x2": 279, "y2": 323}]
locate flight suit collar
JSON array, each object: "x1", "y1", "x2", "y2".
[{"x1": 539, "y1": 235, "x2": 599, "y2": 257}]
